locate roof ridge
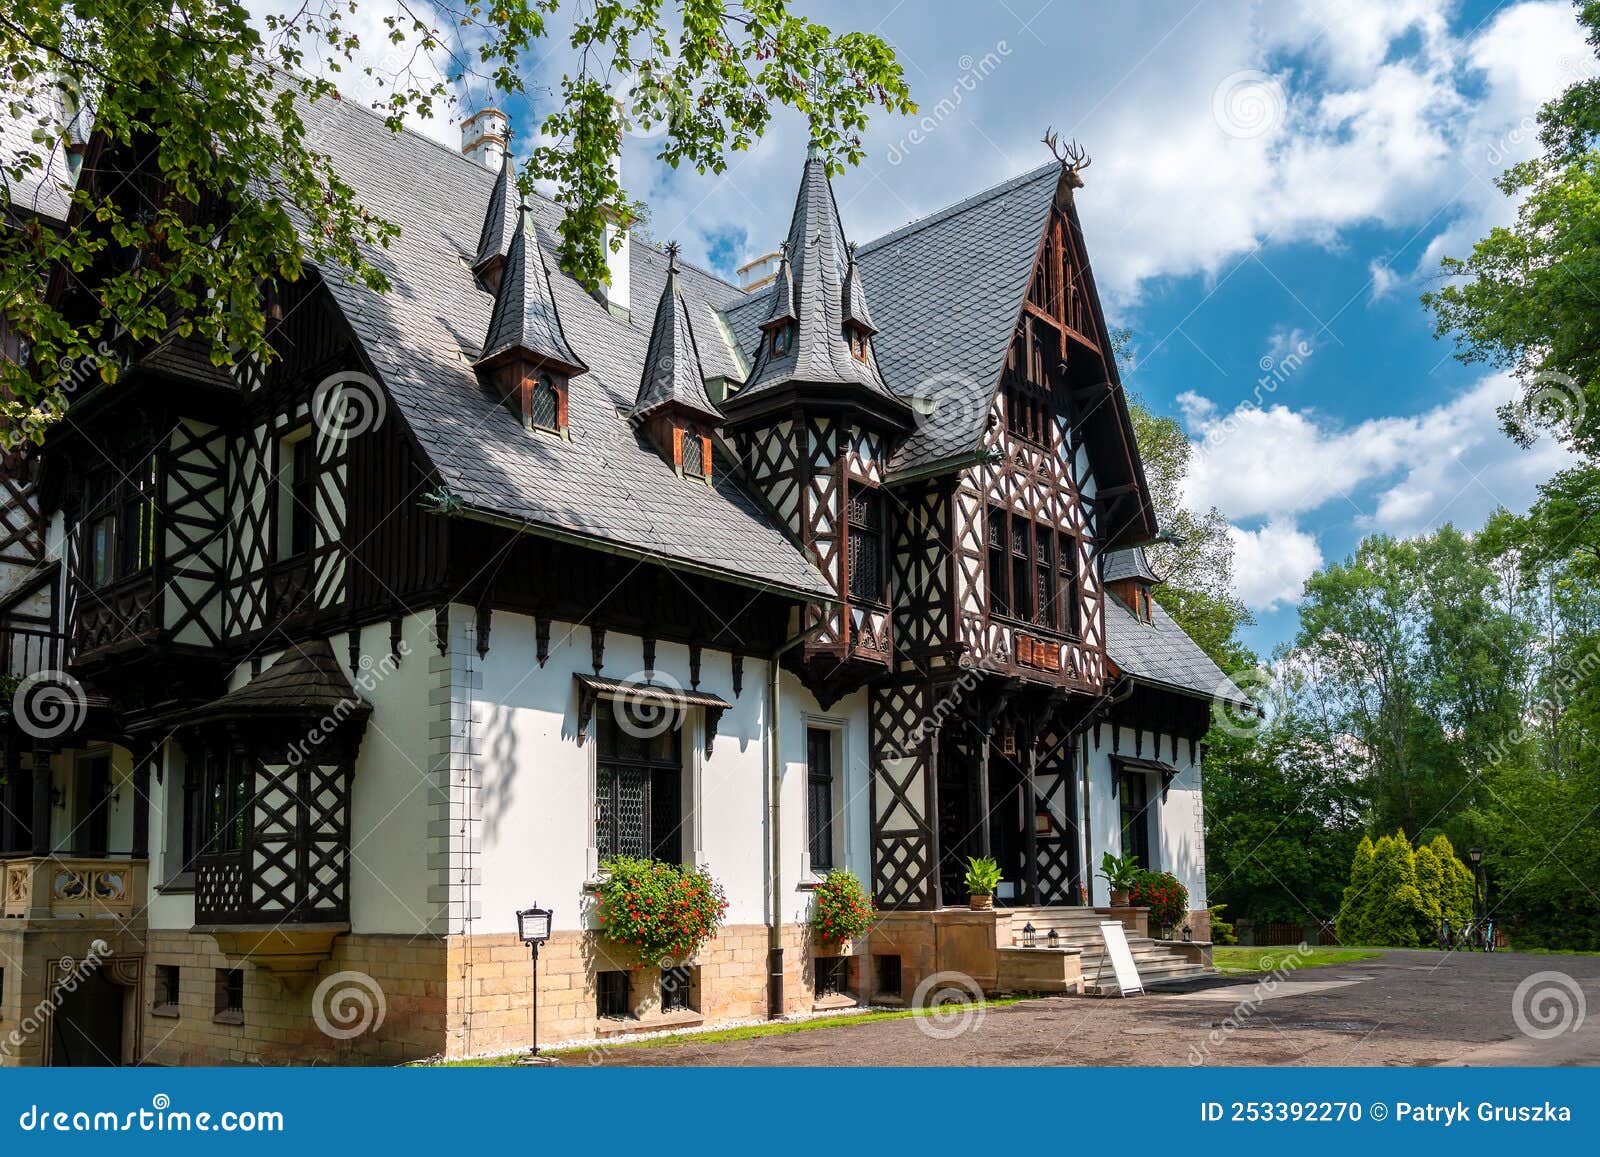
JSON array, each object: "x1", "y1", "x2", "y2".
[{"x1": 858, "y1": 160, "x2": 1059, "y2": 256}]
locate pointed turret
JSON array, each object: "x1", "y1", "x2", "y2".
[
  {"x1": 632, "y1": 244, "x2": 721, "y2": 478},
  {"x1": 722, "y1": 148, "x2": 910, "y2": 432},
  {"x1": 473, "y1": 153, "x2": 520, "y2": 291},
  {"x1": 633, "y1": 245, "x2": 720, "y2": 423},
  {"x1": 475, "y1": 200, "x2": 585, "y2": 433}
]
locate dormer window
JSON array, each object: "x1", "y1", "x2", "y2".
[
  {"x1": 530, "y1": 373, "x2": 562, "y2": 432},
  {"x1": 770, "y1": 324, "x2": 793, "y2": 357},
  {"x1": 676, "y1": 426, "x2": 712, "y2": 480},
  {"x1": 844, "y1": 325, "x2": 870, "y2": 362}
]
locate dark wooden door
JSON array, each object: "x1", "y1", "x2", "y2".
[
  {"x1": 73, "y1": 754, "x2": 111, "y2": 858},
  {"x1": 989, "y1": 744, "x2": 1027, "y2": 906},
  {"x1": 936, "y1": 733, "x2": 979, "y2": 908}
]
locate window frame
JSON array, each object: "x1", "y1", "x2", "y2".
[
  {"x1": 593, "y1": 707, "x2": 686, "y2": 865},
  {"x1": 805, "y1": 724, "x2": 841, "y2": 876},
  {"x1": 81, "y1": 458, "x2": 157, "y2": 589},
  {"x1": 846, "y1": 486, "x2": 886, "y2": 605},
  {"x1": 529, "y1": 373, "x2": 562, "y2": 433},
  {"x1": 987, "y1": 509, "x2": 1081, "y2": 639},
  {"x1": 275, "y1": 425, "x2": 316, "y2": 562}
]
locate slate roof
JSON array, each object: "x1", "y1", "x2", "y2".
[
  {"x1": 180, "y1": 640, "x2": 371, "y2": 721},
  {"x1": 632, "y1": 253, "x2": 720, "y2": 421},
  {"x1": 1104, "y1": 545, "x2": 1161, "y2": 585},
  {"x1": 723, "y1": 150, "x2": 900, "y2": 409},
  {"x1": 476, "y1": 199, "x2": 584, "y2": 373},
  {"x1": 1, "y1": 81, "x2": 82, "y2": 224},
  {"x1": 293, "y1": 91, "x2": 833, "y2": 601},
  {"x1": 1103, "y1": 593, "x2": 1252, "y2": 707},
  {"x1": 473, "y1": 154, "x2": 519, "y2": 274}
]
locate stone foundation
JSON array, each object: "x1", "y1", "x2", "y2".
[
  {"x1": 442, "y1": 922, "x2": 818, "y2": 1059},
  {"x1": 0, "y1": 922, "x2": 148, "y2": 1067},
  {"x1": 138, "y1": 930, "x2": 447, "y2": 1066}
]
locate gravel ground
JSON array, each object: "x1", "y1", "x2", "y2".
[{"x1": 573, "y1": 949, "x2": 1600, "y2": 1067}]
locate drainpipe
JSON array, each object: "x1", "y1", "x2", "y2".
[
  {"x1": 765, "y1": 617, "x2": 828, "y2": 1019},
  {"x1": 1082, "y1": 676, "x2": 1134, "y2": 905}
]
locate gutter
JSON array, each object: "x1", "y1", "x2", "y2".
[
  {"x1": 456, "y1": 504, "x2": 840, "y2": 607},
  {"x1": 764, "y1": 616, "x2": 828, "y2": 1019}
]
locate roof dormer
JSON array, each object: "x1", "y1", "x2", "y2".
[
  {"x1": 631, "y1": 243, "x2": 723, "y2": 479},
  {"x1": 1105, "y1": 545, "x2": 1161, "y2": 624},
  {"x1": 473, "y1": 153, "x2": 520, "y2": 293},
  {"x1": 474, "y1": 199, "x2": 586, "y2": 435}
]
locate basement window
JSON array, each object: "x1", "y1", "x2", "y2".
[
  {"x1": 153, "y1": 965, "x2": 180, "y2": 1017},
  {"x1": 816, "y1": 956, "x2": 850, "y2": 997},
  {"x1": 661, "y1": 965, "x2": 696, "y2": 1013},
  {"x1": 875, "y1": 954, "x2": 902, "y2": 997},
  {"x1": 597, "y1": 970, "x2": 632, "y2": 1019},
  {"x1": 214, "y1": 968, "x2": 244, "y2": 1023}
]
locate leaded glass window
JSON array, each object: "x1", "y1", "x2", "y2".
[
  {"x1": 848, "y1": 489, "x2": 883, "y2": 603},
  {"x1": 595, "y1": 709, "x2": 684, "y2": 864}
]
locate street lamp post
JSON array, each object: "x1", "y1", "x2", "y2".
[
  {"x1": 516, "y1": 905, "x2": 554, "y2": 1063},
  {"x1": 1467, "y1": 847, "x2": 1484, "y2": 923}
]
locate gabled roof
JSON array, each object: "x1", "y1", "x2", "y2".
[
  {"x1": 632, "y1": 251, "x2": 720, "y2": 421},
  {"x1": 473, "y1": 153, "x2": 519, "y2": 274},
  {"x1": 1104, "y1": 593, "x2": 1251, "y2": 708},
  {"x1": 724, "y1": 149, "x2": 900, "y2": 409},
  {"x1": 290, "y1": 91, "x2": 832, "y2": 601},
  {"x1": 476, "y1": 199, "x2": 584, "y2": 373}
]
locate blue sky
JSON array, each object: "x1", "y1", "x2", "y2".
[{"x1": 342, "y1": 0, "x2": 1589, "y2": 655}]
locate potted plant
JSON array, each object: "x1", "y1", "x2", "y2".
[
  {"x1": 810, "y1": 868, "x2": 876, "y2": 947},
  {"x1": 965, "y1": 856, "x2": 1002, "y2": 910},
  {"x1": 595, "y1": 856, "x2": 728, "y2": 964},
  {"x1": 1098, "y1": 852, "x2": 1141, "y2": 907},
  {"x1": 1128, "y1": 869, "x2": 1188, "y2": 934}
]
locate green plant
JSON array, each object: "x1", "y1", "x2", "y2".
[
  {"x1": 596, "y1": 857, "x2": 727, "y2": 965},
  {"x1": 964, "y1": 856, "x2": 1002, "y2": 897},
  {"x1": 1129, "y1": 869, "x2": 1188, "y2": 930},
  {"x1": 810, "y1": 869, "x2": 875, "y2": 943},
  {"x1": 1098, "y1": 851, "x2": 1141, "y2": 893},
  {"x1": 1209, "y1": 903, "x2": 1238, "y2": 945}
]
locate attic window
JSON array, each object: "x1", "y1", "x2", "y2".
[
  {"x1": 770, "y1": 324, "x2": 793, "y2": 357},
  {"x1": 529, "y1": 373, "x2": 563, "y2": 432},
  {"x1": 678, "y1": 427, "x2": 712, "y2": 480},
  {"x1": 844, "y1": 325, "x2": 870, "y2": 362}
]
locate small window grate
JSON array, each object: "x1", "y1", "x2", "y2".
[
  {"x1": 816, "y1": 956, "x2": 850, "y2": 997},
  {"x1": 597, "y1": 970, "x2": 632, "y2": 1019},
  {"x1": 661, "y1": 966, "x2": 693, "y2": 1013}
]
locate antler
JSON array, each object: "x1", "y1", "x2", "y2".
[{"x1": 1042, "y1": 127, "x2": 1092, "y2": 187}]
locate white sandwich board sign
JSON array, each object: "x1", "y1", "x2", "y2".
[{"x1": 1099, "y1": 920, "x2": 1144, "y2": 997}]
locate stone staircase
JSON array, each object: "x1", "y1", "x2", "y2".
[{"x1": 1006, "y1": 907, "x2": 1211, "y2": 995}]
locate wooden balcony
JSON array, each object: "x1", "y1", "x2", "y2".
[
  {"x1": 0, "y1": 856, "x2": 147, "y2": 922},
  {"x1": 0, "y1": 621, "x2": 62, "y2": 682}
]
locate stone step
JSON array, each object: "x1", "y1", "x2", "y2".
[{"x1": 1085, "y1": 965, "x2": 1211, "y2": 996}]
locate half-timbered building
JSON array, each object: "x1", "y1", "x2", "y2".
[{"x1": 0, "y1": 93, "x2": 1247, "y2": 1065}]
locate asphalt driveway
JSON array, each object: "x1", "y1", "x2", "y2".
[{"x1": 576, "y1": 949, "x2": 1600, "y2": 1067}]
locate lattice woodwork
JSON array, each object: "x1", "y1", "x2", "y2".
[
  {"x1": 868, "y1": 681, "x2": 937, "y2": 910},
  {"x1": 162, "y1": 418, "x2": 227, "y2": 647},
  {"x1": 1032, "y1": 719, "x2": 1079, "y2": 905}
]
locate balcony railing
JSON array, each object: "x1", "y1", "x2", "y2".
[
  {"x1": 0, "y1": 623, "x2": 62, "y2": 681},
  {"x1": 0, "y1": 856, "x2": 147, "y2": 921}
]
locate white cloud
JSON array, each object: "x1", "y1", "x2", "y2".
[
  {"x1": 1367, "y1": 257, "x2": 1403, "y2": 301},
  {"x1": 1228, "y1": 521, "x2": 1324, "y2": 610},
  {"x1": 1181, "y1": 373, "x2": 1575, "y2": 536}
]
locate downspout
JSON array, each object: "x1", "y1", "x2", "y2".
[
  {"x1": 1081, "y1": 675, "x2": 1134, "y2": 905},
  {"x1": 766, "y1": 617, "x2": 828, "y2": 1019}
]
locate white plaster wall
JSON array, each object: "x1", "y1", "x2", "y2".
[
  {"x1": 1083, "y1": 722, "x2": 1206, "y2": 909},
  {"x1": 146, "y1": 740, "x2": 195, "y2": 930},
  {"x1": 345, "y1": 615, "x2": 436, "y2": 934},
  {"x1": 44, "y1": 744, "x2": 134, "y2": 855},
  {"x1": 464, "y1": 610, "x2": 868, "y2": 936}
]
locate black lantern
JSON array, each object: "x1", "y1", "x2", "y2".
[
  {"x1": 1468, "y1": 846, "x2": 1483, "y2": 866},
  {"x1": 1046, "y1": 928, "x2": 1060, "y2": 949},
  {"x1": 516, "y1": 904, "x2": 555, "y2": 1062},
  {"x1": 1022, "y1": 922, "x2": 1036, "y2": 948},
  {"x1": 1182, "y1": 923, "x2": 1192, "y2": 942}
]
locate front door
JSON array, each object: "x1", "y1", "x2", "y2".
[
  {"x1": 49, "y1": 969, "x2": 125, "y2": 1066},
  {"x1": 936, "y1": 732, "x2": 980, "y2": 908},
  {"x1": 1119, "y1": 771, "x2": 1152, "y2": 870},
  {"x1": 988, "y1": 728, "x2": 1028, "y2": 906},
  {"x1": 72, "y1": 754, "x2": 111, "y2": 858}
]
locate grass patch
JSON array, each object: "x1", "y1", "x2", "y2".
[
  {"x1": 439, "y1": 997, "x2": 1032, "y2": 1065},
  {"x1": 1213, "y1": 946, "x2": 1383, "y2": 975}
]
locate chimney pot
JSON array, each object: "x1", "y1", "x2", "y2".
[{"x1": 462, "y1": 108, "x2": 510, "y2": 169}]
